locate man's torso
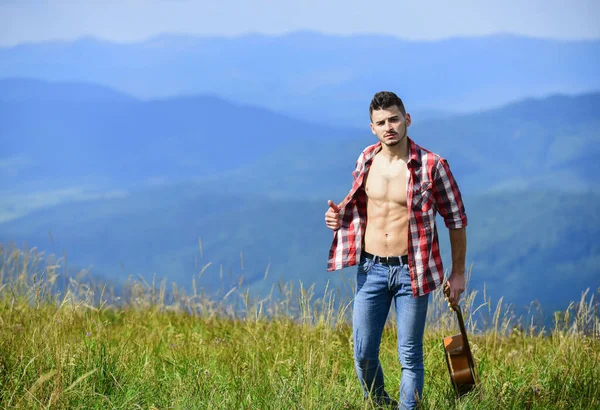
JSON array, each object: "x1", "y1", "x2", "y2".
[
  {"x1": 363, "y1": 150, "x2": 409, "y2": 257},
  {"x1": 327, "y1": 138, "x2": 468, "y2": 297}
]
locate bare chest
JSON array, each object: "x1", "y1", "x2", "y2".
[{"x1": 364, "y1": 157, "x2": 408, "y2": 206}]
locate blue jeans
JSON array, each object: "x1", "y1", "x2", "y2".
[{"x1": 353, "y1": 254, "x2": 430, "y2": 410}]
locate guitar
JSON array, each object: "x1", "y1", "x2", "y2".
[{"x1": 442, "y1": 286, "x2": 478, "y2": 398}]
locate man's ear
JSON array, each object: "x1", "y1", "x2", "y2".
[
  {"x1": 405, "y1": 113, "x2": 412, "y2": 127},
  {"x1": 370, "y1": 123, "x2": 376, "y2": 135}
]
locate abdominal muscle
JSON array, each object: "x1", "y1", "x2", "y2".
[
  {"x1": 363, "y1": 155, "x2": 409, "y2": 257},
  {"x1": 364, "y1": 201, "x2": 409, "y2": 256}
]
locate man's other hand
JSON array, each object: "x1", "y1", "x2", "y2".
[
  {"x1": 325, "y1": 200, "x2": 340, "y2": 230},
  {"x1": 444, "y1": 273, "x2": 466, "y2": 307}
]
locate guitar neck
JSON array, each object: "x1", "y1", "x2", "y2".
[{"x1": 454, "y1": 306, "x2": 473, "y2": 355}]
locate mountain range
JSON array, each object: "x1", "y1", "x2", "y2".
[
  {"x1": 2, "y1": 79, "x2": 598, "y2": 202},
  {"x1": 0, "y1": 78, "x2": 357, "y2": 194},
  {"x1": 1, "y1": 33, "x2": 599, "y2": 126},
  {"x1": 1, "y1": 78, "x2": 599, "y2": 320}
]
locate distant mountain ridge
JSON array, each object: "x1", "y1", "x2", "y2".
[
  {"x1": 1, "y1": 78, "x2": 598, "y2": 206},
  {"x1": 1, "y1": 33, "x2": 598, "y2": 328},
  {"x1": 0, "y1": 78, "x2": 361, "y2": 194},
  {"x1": 1, "y1": 78, "x2": 598, "y2": 320},
  {"x1": 1, "y1": 32, "x2": 598, "y2": 126},
  {"x1": 209, "y1": 91, "x2": 600, "y2": 199},
  {"x1": 0, "y1": 78, "x2": 136, "y2": 103}
]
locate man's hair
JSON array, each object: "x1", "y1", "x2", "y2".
[{"x1": 369, "y1": 91, "x2": 406, "y2": 119}]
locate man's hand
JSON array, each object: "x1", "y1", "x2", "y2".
[
  {"x1": 324, "y1": 200, "x2": 340, "y2": 230},
  {"x1": 444, "y1": 273, "x2": 466, "y2": 307}
]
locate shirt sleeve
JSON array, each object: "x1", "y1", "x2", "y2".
[
  {"x1": 340, "y1": 151, "x2": 365, "y2": 206},
  {"x1": 351, "y1": 151, "x2": 364, "y2": 183},
  {"x1": 432, "y1": 158, "x2": 468, "y2": 229}
]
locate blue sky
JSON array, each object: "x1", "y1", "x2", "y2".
[{"x1": 0, "y1": 0, "x2": 599, "y2": 46}]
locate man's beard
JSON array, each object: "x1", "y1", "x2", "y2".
[{"x1": 382, "y1": 129, "x2": 407, "y2": 146}]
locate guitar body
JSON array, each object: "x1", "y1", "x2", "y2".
[{"x1": 442, "y1": 305, "x2": 478, "y2": 397}]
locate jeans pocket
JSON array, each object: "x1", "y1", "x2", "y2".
[
  {"x1": 357, "y1": 255, "x2": 374, "y2": 275},
  {"x1": 355, "y1": 257, "x2": 372, "y2": 294}
]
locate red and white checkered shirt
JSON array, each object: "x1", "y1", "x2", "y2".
[{"x1": 327, "y1": 138, "x2": 468, "y2": 297}]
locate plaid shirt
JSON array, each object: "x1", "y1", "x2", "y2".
[{"x1": 327, "y1": 137, "x2": 468, "y2": 297}]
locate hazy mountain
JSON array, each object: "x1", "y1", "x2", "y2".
[
  {"x1": 1, "y1": 79, "x2": 598, "y2": 319},
  {"x1": 203, "y1": 92, "x2": 600, "y2": 200},
  {"x1": 1, "y1": 33, "x2": 598, "y2": 126},
  {"x1": 2, "y1": 78, "x2": 598, "y2": 200},
  {"x1": 0, "y1": 78, "x2": 136, "y2": 103},
  {"x1": 0, "y1": 78, "x2": 360, "y2": 194},
  {"x1": 1, "y1": 79, "x2": 599, "y2": 229}
]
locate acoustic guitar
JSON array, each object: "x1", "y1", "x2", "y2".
[{"x1": 442, "y1": 287, "x2": 478, "y2": 398}]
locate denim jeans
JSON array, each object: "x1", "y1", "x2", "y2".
[{"x1": 353, "y1": 254, "x2": 430, "y2": 410}]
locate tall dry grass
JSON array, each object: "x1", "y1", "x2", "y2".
[{"x1": 0, "y1": 243, "x2": 598, "y2": 409}]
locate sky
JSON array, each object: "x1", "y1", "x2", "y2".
[{"x1": 0, "y1": 0, "x2": 599, "y2": 46}]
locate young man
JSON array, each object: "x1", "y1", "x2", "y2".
[{"x1": 324, "y1": 91, "x2": 468, "y2": 409}]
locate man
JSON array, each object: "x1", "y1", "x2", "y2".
[{"x1": 324, "y1": 91, "x2": 468, "y2": 409}]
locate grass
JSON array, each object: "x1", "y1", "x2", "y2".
[{"x1": 0, "y1": 244, "x2": 599, "y2": 409}]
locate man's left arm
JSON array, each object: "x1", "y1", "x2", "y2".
[
  {"x1": 447, "y1": 227, "x2": 467, "y2": 304},
  {"x1": 432, "y1": 158, "x2": 468, "y2": 304}
]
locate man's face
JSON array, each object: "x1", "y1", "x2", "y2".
[{"x1": 370, "y1": 105, "x2": 411, "y2": 147}]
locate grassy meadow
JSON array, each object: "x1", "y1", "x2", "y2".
[{"x1": 1, "y1": 244, "x2": 599, "y2": 409}]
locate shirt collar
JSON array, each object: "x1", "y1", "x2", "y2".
[
  {"x1": 366, "y1": 137, "x2": 421, "y2": 167},
  {"x1": 407, "y1": 137, "x2": 421, "y2": 167}
]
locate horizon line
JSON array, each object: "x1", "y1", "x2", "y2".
[{"x1": 2, "y1": 29, "x2": 600, "y2": 48}]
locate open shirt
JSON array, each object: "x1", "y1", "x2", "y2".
[{"x1": 327, "y1": 138, "x2": 468, "y2": 297}]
